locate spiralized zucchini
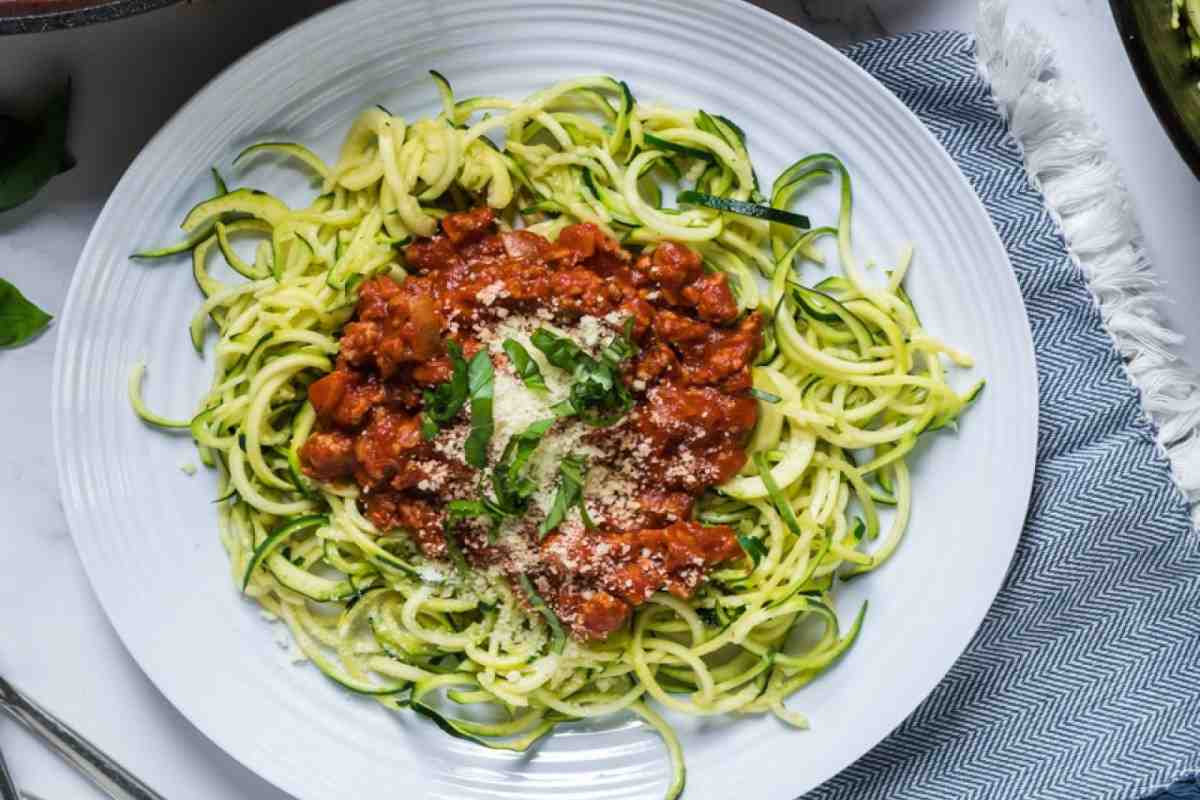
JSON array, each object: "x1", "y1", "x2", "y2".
[
  {"x1": 130, "y1": 74, "x2": 982, "y2": 799},
  {"x1": 1172, "y1": 0, "x2": 1200, "y2": 62}
]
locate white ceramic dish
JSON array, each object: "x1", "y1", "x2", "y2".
[{"x1": 52, "y1": 1, "x2": 1038, "y2": 798}]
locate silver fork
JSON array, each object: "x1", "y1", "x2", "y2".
[
  {"x1": 0, "y1": 740, "x2": 20, "y2": 800},
  {"x1": 0, "y1": 675, "x2": 165, "y2": 800}
]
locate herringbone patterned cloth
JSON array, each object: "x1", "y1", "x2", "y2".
[{"x1": 802, "y1": 31, "x2": 1200, "y2": 800}]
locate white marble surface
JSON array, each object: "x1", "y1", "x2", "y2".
[{"x1": 1, "y1": 1, "x2": 1197, "y2": 798}]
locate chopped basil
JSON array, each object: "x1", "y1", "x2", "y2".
[
  {"x1": 501, "y1": 338, "x2": 547, "y2": 395},
  {"x1": 421, "y1": 340, "x2": 469, "y2": 439},
  {"x1": 600, "y1": 317, "x2": 638, "y2": 364},
  {"x1": 737, "y1": 533, "x2": 768, "y2": 567},
  {"x1": 443, "y1": 499, "x2": 487, "y2": 565},
  {"x1": 539, "y1": 454, "x2": 592, "y2": 538},
  {"x1": 491, "y1": 418, "x2": 554, "y2": 514},
  {"x1": 446, "y1": 418, "x2": 556, "y2": 541},
  {"x1": 463, "y1": 350, "x2": 494, "y2": 467},
  {"x1": 749, "y1": 387, "x2": 781, "y2": 404},
  {"x1": 0, "y1": 278, "x2": 52, "y2": 348},
  {"x1": 754, "y1": 452, "x2": 804, "y2": 539},
  {"x1": 517, "y1": 574, "x2": 566, "y2": 653},
  {"x1": 530, "y1": 327, "x2": 583, "y2": 371},
  {"x1": 531, "y1": 324, "x2": 636, "y2": 427},
  {"x1": 0, "y1": 81, "x2": 74, "y2": 213}
]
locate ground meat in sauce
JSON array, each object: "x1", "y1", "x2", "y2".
[{"x1": 299, "y1": 208, "x2": 762, "y2": 640}]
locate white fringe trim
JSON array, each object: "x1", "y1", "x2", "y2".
[{"x1": 977, "y1": 0, "x2": 1200, "y2": 526}]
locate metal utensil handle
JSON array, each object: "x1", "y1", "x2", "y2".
[
  {"x1": 0, "y1": 677, "x2": 165, "y2": 800},
  {"x1": 0, "y1": 743, "x2": 20, "y2": 800}
]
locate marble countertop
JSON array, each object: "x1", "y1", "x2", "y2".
[{"x1": 3, "y1": 1, "x2": 1198, "y2": 797}]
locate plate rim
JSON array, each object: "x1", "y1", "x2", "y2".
[{"x1": 52, "y1": 1, "x2": 1039, "y2": 797}]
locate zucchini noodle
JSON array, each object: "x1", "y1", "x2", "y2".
[
  {"x1": 1172, "y1": 0, "x2": 1200, "y2": 62},
  {"x1": 130, "y1": 74, "x2": 982, "y2": 799}
]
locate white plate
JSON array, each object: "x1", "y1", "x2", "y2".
[{"x1": 52, "y1": 1, "x2": 1038, "y2": 798}]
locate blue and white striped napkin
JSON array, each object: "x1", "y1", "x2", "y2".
[{"x1": 803, "y1": 30, "x2": 1200, "y2": 800}]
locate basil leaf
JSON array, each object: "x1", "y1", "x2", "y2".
[
  {"x1": 504, "y1": 418, "x2": 554, "y2": 477},
  {"x1": 421, "y1": 340, "x2": 469, "y2": 439},
  {"x1": 491, "y1": 418, "x2": 554, "y2": 512},
  {"x1": 447, "y1": 498, "x2": 487, "y2": 516},
  {"x1": 538, "y1": 454, "x2": 590, "y2": 537},
  {"x1": 532, "y1": 326, "x2": 635, "y2": 428},
  {"x1": 517, "y1": 574, "x2": 566, "y2": 654},
  {"x1": 440, "y1": 504, "x2": 476, "y2": 575},
  {"x1": 0, "y1": 81, "x2": 75, "y2": 213},
  {"x1": 540, "y1": 487, "x2": 571, "y2": 538},
  {"x1": 753, "y1": 452, "x2": 804, "y2": 538},
  {"x1": 0, "y1": 278, "x2": 52, "y2": 347},
  {"x1": 450, "y1": 418, "x2": 557, "y2": 545},
  {"x1": 550, "y1": 399, "x2": 577, "y2": 418},
  {"x1": 749, "y1": 387, "x2": 781, "y2": 404},
  {"x1": 464, "y1": 350, "x2": 494, "y2": 468},
  {"x1": 737, "y1": 533, "x2": 767, "y2": 567},
  {"x1": 446, "y1": 497, "x2": 503, "y2": 543},
  {"x1": 502, "y1": 338, "x2": 547, "y2": 394},
  {"x1": 531, "y1": 327, "x2": 584, "y2": 371},
  {"x1": 599, "y1": 317, "x2": 637, "y2": 366}
]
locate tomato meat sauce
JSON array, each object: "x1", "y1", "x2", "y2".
[{"x1": 300, "y1": 207, "x2": 762, "y2": 640}]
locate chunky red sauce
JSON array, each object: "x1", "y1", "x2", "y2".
[{"x1": 300, "y1": 208, "x2": 762, "y2": 639}]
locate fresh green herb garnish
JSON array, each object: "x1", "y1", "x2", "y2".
[
  {"x1": 517, "y1": 574, "x2": 566, "y2": 653},
  {"x1": 464, "y1": 350, "x2": 495, "y2": 467},
  {"x1": 441, "y1": 502, "x2": 478, "y2": 573},
  {"x1": 421, "y1": 341, "x2": 469, "y2": 440},
  {"x1": 531, "y1": 322, "x2": 637, "y2": 427},
  {"x1": 490, "y1": 418, "x2": 555, "y2": 514},
  {"x1": 737, "y1": 533, "x2": 768, "y2": 567},
  {"x1": 539, "y1": 454, "x2": 593, "y2": 538},
  {"x1": 754, "y1": 451, "x2": 804, "y2": 538},
  {"x1": 749, "y1": 387, "x2": 782, "y2": 404},
  {"x1": 0, "y1": 278, "x2": 52, "y2": 348},
  {"x1": 444, "y1": 497, "x2": 504, "y2": 541},
  {"x1": 531, "y1": 327, "x2": 585, "y2": 371},
  {"x1": 601, "y1": 317, "x2": 638, "y2": 363},
  {"x1": 445, "y1": 418, "x2": 557, "y2": 540},
  {"x1": 0, "y1": 81, "x2": 74, "y2": 213},
  {"x1": 501, "y1": 338, "x2": 548, "y2": 395}
]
